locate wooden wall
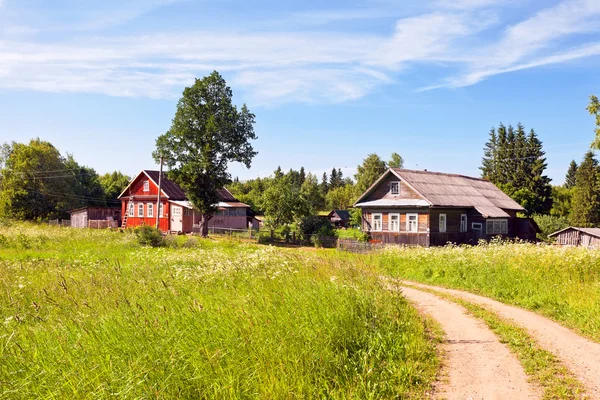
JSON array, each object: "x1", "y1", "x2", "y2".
[
  {"x1": 121, "y1": 200, "x2": 170, "y2": 232},
  {"x1": 553, "y1": 229, "x2": 600, "y2": 247},
  {"x1": 364, "y1": 174, "x2": 424, "y2": 202},
  {"x1": 362, "y1": 209, "x2": 429, "y2": 233}
]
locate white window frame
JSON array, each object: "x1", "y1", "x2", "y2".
[
  {"x1": 147, "y1": 203, "x2": 154, "y2": 218},
  {"x1": 389, "y1": 213, "x2": 400, "y2": 232},
  {"x1": 137, "y1": 203, "x2": 144, "y2": 217},
  {"x1": 372, "y1": 213, "x2": 382, "y2": 232},
  {"x1": 128, "y1": 202, "x2": 134, "y2": 217},
  {"x1": 486, "y1": 219, "x2": 508, "y2": 235},
  {"x1": 407, "y1": 213, "x2": 418, "y2": 233},
  {"x1": 439, "y1": 214, "x2": 447, "y2": 233},
  {"x1": 460, "y1": 214, "x2": 467, "y2": 232},
  {"x1": 143, "y1": 180, "x2": 150, "y2": 192},
  {"x1": 172, "y1": 206, "x2": 182, "y2": 216},
  {"x1": 390, "y1": 181, "x2": 400, "y2": 195},
  {"x1": 472, "y1": 222, "x2": 483, "y2": 231},
  {"x1": 159, "y1": 203, "x2": 164, "y2": 217}
]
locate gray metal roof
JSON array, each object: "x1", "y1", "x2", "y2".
[
  {"x1": 392, "y1": 169, "x2": 525, "y2": 213},
  {"x1": 549, "y1": 227, "x2": 600, "y2": 238}
]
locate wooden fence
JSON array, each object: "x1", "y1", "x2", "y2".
[
  {"x1": 48, "y1": 219, "x2": 71, "y2": 227},
  {"x1": 87, "y1": 220, "x2": 119, "y2": 229},
  {"x1": 337, "y1": 239, "x2": 386, "y2": 253}
]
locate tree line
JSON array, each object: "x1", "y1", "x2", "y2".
[
  {"x1": 227, "y1": 152, "x2": 404, "y2": 229},
  {"x1": 0, "y1": 139, "x2": 129, "y2": 220}
]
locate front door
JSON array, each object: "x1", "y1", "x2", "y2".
[
  {"x1": 171, "y1": 206, "x2": 183, "y2": 232},
  {"x1": 472, "y1": 223, "x2": 483, "y2": 240}
]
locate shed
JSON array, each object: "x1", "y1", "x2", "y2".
[
  {"x1": 69, "y1": 207, "x2": 121, "y2": 229},
  {"x1": 328, "y1": 210, "x2": 351, "y2": 228},
  {"x1": 548, "y1": 227, "x2": 600, "y2": 247}
]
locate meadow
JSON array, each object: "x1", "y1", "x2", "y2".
[
  {"x1": 0, "y1": 223, "x2": 438, "y2": 399},
  {"x1": 377, "y1": 240, "x2": 600, "y2": 342}
]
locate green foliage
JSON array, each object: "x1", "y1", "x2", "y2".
[
  {"x1": 134, "y1": 225, "x2": 165, "y2": 247},
  {"x1": 298, "y1": 215, "x2": 333, "y2": 238},
  {"x1": 325, "y1": 184, "x2": 357, "y2": 210},
  {"x1": 301, "y1": 173, "x2": 326, "y2": 213},
  {"x1": 154, "y1": 71, "x2": 257, "y2": 236},
  {"x1": 564, "y1": 160, "x2": 578, "y2": 189},
  {"x1": 481, "y1": 123, "x2": 552, "y2": 215},
  {"x1": 262, "y1": 174, "x2": 310, "y2": 228},
  {"x1": 388, "y1": 152, "x2": 404, "y2": 169},
  {"x1": 533, "y1": 214, "x2": 570, "y2": 241},
  {"x1": 355, "y1": 153, "x2": 387, "y2": 194},
  {"x1": 0, "y1": 223, "x2": 439, "y2": 398},
  {"x1": 336, "y1": 228, "x2": 369, "y2": 242},
  {"x1": 549, "y1": 185, "x2": 573, "y2": 218},
  {"x1": 349, "y1": 207, "x2": 362, "y2": 228},
  {"x1": 99, "y1": 171, "x2": 131, "y2": 203},
  {"x1": 587, "y1": 95, "x2": 600, "y2": 150},
  {"x1": 570, "y1": 151, "x2": 600, "y2": 227}
]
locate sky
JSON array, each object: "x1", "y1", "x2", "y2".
[{"x1": 1, "y1": 0, "x2": 600, "y2": 185}]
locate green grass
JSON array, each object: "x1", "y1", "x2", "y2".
[
  {"x1": 377, "y1": 242, "x2": 600, "y2": 342},
  {"x1": 409, "y1": 285, "x2": 587, "y2": 399},
  {"x1": 0, "y1": 222, "x2": 439, "y2": 399}
]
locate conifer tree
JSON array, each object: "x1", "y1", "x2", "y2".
[
  {"x1": 299, "y1": 167, "x2": 306, "y2": 184},
  {"x1": 571, "y1": 151, "x2": 600, "y2": 227},
  {"x1": 565, "y1": 160, "x2": 578, "y2": 189},
  {"x1": 330, "y1": 168, "x2": 339, "y2": 189},
  {"x1": 320, "y1": 172, "x2": 329, "y2": 195}
]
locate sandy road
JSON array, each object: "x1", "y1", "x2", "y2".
[
  {"x1": 399, "y1": 285, "x2": 539, "y2": 399},
  {"x1": 401, "y1": 280, "x2": 600, "y2": 399}
]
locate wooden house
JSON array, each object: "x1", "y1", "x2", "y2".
[
  {"x1": 69, "y1": 207, "x2": 121, "y2": 229},
  {"x1": 328, "y1": 210, "x2": 351, "y2": 228},
  {"x1": 548, "y1": 227, "x2": 600, "y2": 247},
  {"x1": 118, "y1": 170, "x2": 258, "y2": 233},
  {"x1": 354, "y1": 168, "x2": 539, "y2": 246}
]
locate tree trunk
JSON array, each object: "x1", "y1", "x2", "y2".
[{"x1": 199, "y1": 213, "x2": 211, "y2": 238}]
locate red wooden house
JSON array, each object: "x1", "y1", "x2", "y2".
[
  {"x1": 354, "y1": 168, "x2": 539, "y2": 246},
  {"x1": 118, "y1": 170, "x2": 259, "y2": 233}
]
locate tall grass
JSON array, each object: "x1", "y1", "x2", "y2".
[
  {"x1": 0, "y1": 223, "x2": 439, "y2": 399},
  {"x1": 377, "y1": 242, "x2": 600, "y2": 341}
]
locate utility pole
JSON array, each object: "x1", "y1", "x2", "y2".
[{"x1": 156, "y1": 156, "x2": 163, "y2": 229}]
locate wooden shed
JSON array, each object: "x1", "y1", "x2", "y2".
[
  {"x1": 548, "y1": 227, "x2": 600, "y2": 248},
  {"x1": 69, "y1": 207, "x2": 121, "y2": 229}
]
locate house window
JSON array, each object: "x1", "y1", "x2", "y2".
[
  {"x1": 147, "y1": 203, "x2": 154, "y2": 218},
  {"x1": 128, "y1": 202, "x2": 134, "y2": 217},
  {"x1": 390, "y1": 181, "x2": 400, "y2": 195},
  {"x1": 389, "y1": 213, "x2": 400, "y2": 232},
  {"x1": 407, "y1": 213, "x2": 418, "y2": 232},
  {"x1": 172, "y1": 206, "x2": 182, "y2": 216},
  {"x1": 138, "y1": 203, "x2": 144, "y2": 217},
  {"x1": 143, "y1": 181, "x2": 150, "y2": 192},
  {"x1": 372, "y1": 213, "x2": 382, "y2": 231},
  {"x1": 472, "y1": 222, "x2": 483, "y2": 231},
  {"x1": 460, "y1": 214, "x2": 467, "y2": 232},
  {"x1": 486, "y1": 219, "x2": 508, "y2": 235},
  {"x1": 159, "y1": 203, "x2": 164, "y2": 217},
  {"x1": 439, "y1": 214, "x2": 447, "y2": 233}
]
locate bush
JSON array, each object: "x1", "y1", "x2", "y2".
[
  {"x1": 336, "y1": 228, "x2": 369, "y2": 242},
  {"x1": 299, "y1": 216, "x2": 334, "y2": 239},
  {"x1": 533, "y1": 214, "x2": 570, "y2": 241},
  {"x1": 134, "y1": 225, "x2": 165, "y2": 247}
]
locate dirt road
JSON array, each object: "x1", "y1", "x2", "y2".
[
  {"x1": 400, "y1": 285, "x2": 539, "y2": 399},
  {"x1": 402, "y1": 281, "x2": 600, "y2": 399}
]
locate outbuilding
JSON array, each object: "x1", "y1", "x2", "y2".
[
  {"x1": 548, "y1": 227, "x2": 600, "y2": 247},
  {"x1": 69, "y1": 207, "x2": 121, "y2": 229}
]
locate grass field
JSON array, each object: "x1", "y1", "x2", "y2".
[
  {"x1": 0, "y1": 223, "x2": 439, "y2": 399},
  {"x1": 377, "y1": 241, "x2": 600, "y2": 342}
]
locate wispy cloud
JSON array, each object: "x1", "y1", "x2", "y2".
[{"x1": 1, "y1": 0, "x2": 600, "y2": 103}]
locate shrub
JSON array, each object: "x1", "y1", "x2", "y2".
[
  {"x1": 299, "y1": 216, "x2": 333, "y2": 239},
  {"x1": 336, "y1": 228, "x2": 369, "y2": 242},
  {"x1": 134, "y1": 225, "x2": 165, "y2": 247},
  {"x1": 533, "y1": 214, "x2": 570, "y2": 241}
]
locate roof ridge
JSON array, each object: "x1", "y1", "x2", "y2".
[{"x1": 393, "y1": 168, "x2": 489, "y2": 182}]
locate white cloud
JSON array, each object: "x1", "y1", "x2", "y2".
[{"x1": 1, "y1": 0, "x2": 600, "y2": 103}]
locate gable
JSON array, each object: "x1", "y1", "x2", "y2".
[
  {"x1": 118, "y1": 171, "x2": 162, "y2": 198},
  {"x1": 360, "y1": 170, "x2": 426, "y2": 203}
]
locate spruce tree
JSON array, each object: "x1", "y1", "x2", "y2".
[
  {"x1": 299, "y1": 167, "x2": 306, "y2": 184},
  {"x1": 571, "y1": 151, "x2": 600, "y2": 227},
  {"x1": 320, "y1": 172, "x2": 329, "y2": 195},
  {"x1": 565, "y1": 161, "x2": 578, "y2": 188},
  {"x1": 330, "y1": 168, "x2": 338, "y2": 189}
]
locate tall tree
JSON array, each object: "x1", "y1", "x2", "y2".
[
  {"x1": 300, "y1": 173, "x2": 325, "y2": 213},
  {"x1": 299, "y1": 167, "x2": 306, "y2": 185},
  {"x1": 355, "y1": 153, "x2": 387, "y2": 194},
  {"x1": 329, "y1": 168, "x2": 339, "y2": 189},
  {"x1": 388, "y1": 152, "x2": 404, "y2": 169},
  {"x1": 100, "y1": 171, "x2": 131, "y2": 203},
  {"x1": 154, "y1": 71, "x2": 257, "y2": 237},
  {"x1": 320, "y1": 172, "x2": 329, "y2": 195},
  {"x1": 261, "y1": 174, "x2": 309, "y2": 228},
  {"x1": 0, "y1": 139, "x2": 75, "y2": 219},
  {"x1": 325, "y1": 184, "x2": 357, "y2": 210},
  {"x1": 587, "y1": 95, "x2": 600, "y2": 149},
  {"x1": 480, "y1": 123, "x2": 552, "y2": 215},
  {"x1": 571, "y1": 151, "x2": 600, "y2": 227},
  {"x1": 64, "y1": 155, "x2": 106, "y2": 207},
  {"x1": 565, "y1": 160, "x2": 578, "y2": 189}
]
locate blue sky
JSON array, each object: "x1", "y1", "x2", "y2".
[{"x1": 1, "y1": 0, "x2": 600, "y2": 184}]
